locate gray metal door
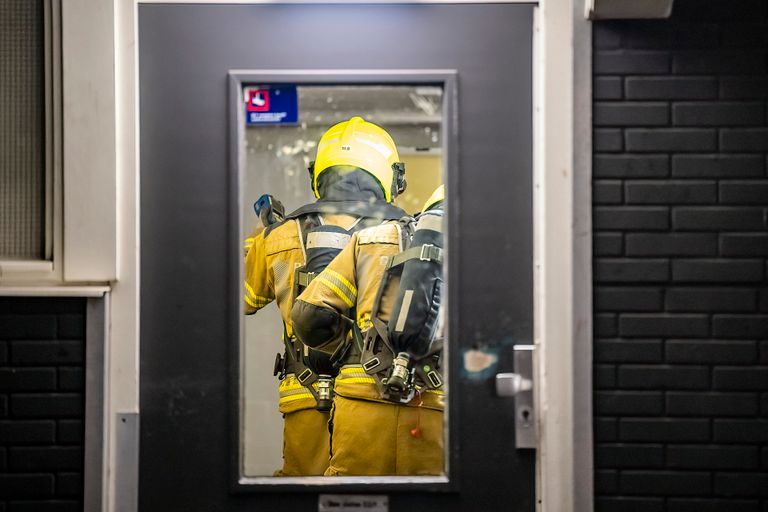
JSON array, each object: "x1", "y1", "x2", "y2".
[{"x1": 139, "y1": 4, "x2": 534, "y2": 511}]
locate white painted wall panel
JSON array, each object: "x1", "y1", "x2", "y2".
[{"x1": 62, "y1": 0, "x2": 117, "y2": 282}]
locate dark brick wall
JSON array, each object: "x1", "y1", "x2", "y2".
[
  {"x1": 593, "y1": 1, "x2": 768, "y2": 510},
  {"x1": 0, "y1": 298, "x2": 85, "y2": 512}
]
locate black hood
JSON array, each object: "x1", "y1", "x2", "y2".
[
  {"x1": 315, "y1": 165, "x2": 387, "y2": 202},
  {"x1": 284, "y1": 165, "x2": 407, "y2": 221}
]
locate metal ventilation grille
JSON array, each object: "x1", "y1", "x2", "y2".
[{"x1": 0, "y1": 0, "x2": 45, "y2": 260}]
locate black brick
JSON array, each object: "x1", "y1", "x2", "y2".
[
  {"x1": 10, "y1": 394, "x2": 83, "y2": 418},
  {"x1": 672, "y1": 155, "x2": 765, "y2": 178},
  {"x1": 0, "y1": 341, "x2": 7, "y2": 364},
  {"x1": 714, "y1": 419, "x2": 768, "y2": 443},
  {"x1": 666, "y1": 287, "x2": 756, "y2": 312},
  {"x1": 9, "y1": 298, "x2": 84, "y2": 315},
  {"x1": 595, "y1": 287, "x2": 663, "y2": 312},
  {"x1": 721, "y1": 129, "x2": 768, "y2": 152},
  {"x1": 720, "y1": 234, "x2": 768, "y2": 257},
  {"x1": 715, "y1": 473, "x2": 768, "y2": 497},
  {"x1": 722, "y1": 24, "x2": 768, "y2": 48},
  {"x1": 673, "y1": 207, "x2": 766, "y2": 231},
  {"x1": 57, "y1": 420, "x2": 83, "y2": 444},
  {"x1": 667, "y1": 445, "x2": 759, "y2": 470},
  {"x1": 666, "y1": 340, "x2": 758, "y2": 364},
  {"x1": 595, "y1": 391, "x2": 664, "y2": 416},
  {"x1": 627, "y1": 77, "x2": 718, "y2": 100},
  {"x1": 0, "y1": 368, "x2": 56, "y2": 391},
  {"x1": 673, "y1": 102, "x2": 765, "y2": 126},
  {"x1": 672, "y1": 259, "x2": 764, "y2": 283},
  {"x1": 595, "y1": 77, "x2": 623, "y2": 100},
  {"x1": 668, "y1": 499, "x2": 761, "y2": 512},
  {"x1": 596, "y1": 469, "x2": 619, "y2": 494},
  {"x1": 596, "y1": 339, "x2": 663, "y2": 363},
  {"x1": 595, "y1": 51, "x2": 670, "y2": 75},
  {"x1": 9, "y1": 447, "x2": 82, "y2": 471},
  {"x1": 595, "y1": 102, "x2": 669, "y2": 126},
  {"x1": 593, "y1": 25, "x2": 621, "y2": 49},
  {"x1": 673, "y1": 51, "x2": 767, "y2": 74},
  {"x1": 720, "y1": 77, "x2": 768, "y2": 99},
  {"x1": 596, "y1": 259, "x2": 670, "y2": 283},
  {"x1": 618, "y1": 365, "x2": 709, "y2": 389},
  {"x1": 594, "y1": 155, "x2": 669, "y2": 178},
  {"x1": 0, "y1": 395, "x2": 7, "y2": 417},
  {"x1": 713, "y1": 367, "x2": 768, "y2": 390},
  {"x1": 673, "y1": 22, "x2": 724, "y2": 48},
  {"x1": 720, "y1": 181, "x2": 768, "y2": 204},
  {"x1": 594, "y1": 181, "x2": 623, "y2": 204},
  {"x1": 762, "y1": 340, "x2": 768, "y2": 362},
  {"x1": 0, "y1": 475, "x2": 53, "y2": 498},
  {"x1": 596, "y1": 497, "x2": 664, "y2": 512},
  {"x1": 625, "y1": 181, "x2": 717, "y2": 204},
  {"x1": 0, "y1": 420, "x2": 55, "y2": 444},
  {"x1": 595, "y1": 364, "x2": 617, "y2": 389},
  {"x1": 620, "y1": 22, "x2": 672, "y2": 49},
  {"x1": 674, "y1": 0, "x2": 767, "y2": 19},
  {"x1": 627, "y1": 234, "x2": 717, "y2": 256},
  {"x1": 596, "y1": 443, "x2": 664, "y2": 468},
  {"x1": 619, "y1": 470, "x2": 710, "y2": 496},
  {"x1": 56, "y1": 472, "x2": 82, "y2": 497},
  {"x1": 57, "y1": 368, "x2": 83, "y2": 392},
  {"x1": 596, "y1": 129, "x2": 624, "y2": 152},
  {"x1": 594, "y1": 207, "x2": 669, "y2": 230},
  {"x1": 10, "y1": 341, "x2": 83, "y2": 366},
  {"x1": 595, "y1": 417, "x2": 618, "y2": 441},
  {"x1": 0, "y1": 315, "x2": 56, "y2": 340},
  {"x1": 713, "y1": 315, "x2": 768, "y2": 338},
  {"x1": 761, "y1": 291, "x2": 768, "y2": 313},
  {"x1": 667, "y1": 392, "x2": 758, "y2": 416},
  {"x1": 619, "y1": 418, "x2": 709, "y2": 442},
  {"x1": 620, "y1": 314, "x2": 709, "y2": 337},
  {"x1": 594, "y1": 233, "x2": 623, "y2": 256},
  {"x1": 7, "y1": 502, "x2": 82, "y2": 512},
  {"x1": 626, "y1": 129, "x2": 717, "y2": 152},
  {"x1": 596, "y1": 314, "x2": 618, "y2": 337},
  {"x1": 57, "y1": 315, "x2": 84, "y2": 339}
]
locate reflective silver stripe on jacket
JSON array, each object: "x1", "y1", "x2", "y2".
[
  {"x1": 305, "y1": 231, "x2": 351, "y2": 249},
  {"x1": 415, "y1": 213, "x2": 442, "y2": 233}
]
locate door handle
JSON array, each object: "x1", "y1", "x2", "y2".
[{"x1": 495, "y1": 345, "x2": 536, "y2": 449}]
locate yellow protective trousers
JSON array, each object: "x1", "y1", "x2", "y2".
[
  {"x1": 324, "y1": 394, "x2": 443, "y2": 476},
  {"x1": 275, "y1": 408, "x2": 331, "y2": 476}
]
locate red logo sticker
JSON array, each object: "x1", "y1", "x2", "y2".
[{"x1": 247, "y1": 89, "x2": 270, "y2": 112}]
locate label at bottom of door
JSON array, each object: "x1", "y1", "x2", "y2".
[{"x1": 318, "y1": 494, "x2": 388, "y2": 512}]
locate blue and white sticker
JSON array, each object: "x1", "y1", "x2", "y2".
[{"x1": 244, "y1": 85, "x2": 298, "y2": 125}]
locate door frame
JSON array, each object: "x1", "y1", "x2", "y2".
[{"x1": 61, "y1": 0, "x2": 593, "y2": 510}]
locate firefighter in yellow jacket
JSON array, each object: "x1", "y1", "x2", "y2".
[
  {"x1": 243, "y1": 117, "x2": 409, "y2": 476},
  {"x1": 291, "y1": 186, "x2": 445, "y2": 476}
]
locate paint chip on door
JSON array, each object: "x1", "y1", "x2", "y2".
[{"x1": 319, "y1": 495, "x2": 388, "y2": 512}]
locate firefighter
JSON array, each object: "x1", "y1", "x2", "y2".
[
  {"x1": 291, "y1": 185, "x2": 445, "y2": 476},
  {"x1": 243, "y1": 117, "x2": 408, "y2": 476}
]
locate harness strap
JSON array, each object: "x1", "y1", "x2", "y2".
[
  {"x1": 386, "y1": 244, "x2": 443, "y2": 269},
  {"x1": 295, "y1": 270, "x2": 316, "y2": 288}
]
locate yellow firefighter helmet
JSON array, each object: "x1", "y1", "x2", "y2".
[
  {"x1": 421, "y1": 184, "x2": 445, "y2": 212},
  {"x1": 312, "y1": 117, "x2": 405, "y2": 202}
]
